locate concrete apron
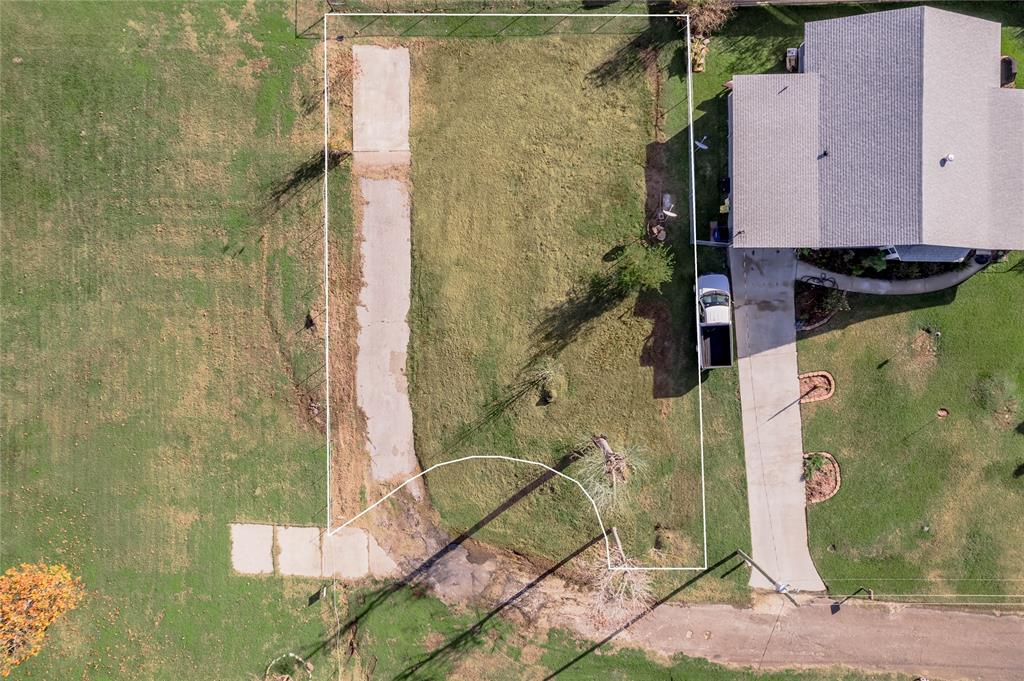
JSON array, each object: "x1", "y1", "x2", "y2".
[{"x1": 729, "y1": 248, "x2": 825, "y2": 592}]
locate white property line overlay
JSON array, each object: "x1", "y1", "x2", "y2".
[
  {"x1": 325, "y1": 11, "x2": 681, "y2": 18},
  {"x1": 328, "y1": 454, "x2": 704, "y2": 572},
  {"x1": 322, "y1": 11, "x2": 708, "y2": 572},
  {"x1": 322, "y1": 15, "x2": 332, "y2": 549}
]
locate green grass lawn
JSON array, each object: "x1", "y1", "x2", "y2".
[
  {"x1": 4, "y1": 1, "x2": 1017, "y2": 677},
  {"x1": 1, "y1": 2, "x2": 347, "y2": 677},
  {"x1": 404, "y1": 28, "x2": 750, "y2": 601},
  {"x1": 798, "y1": 254, "x2": 1024, "y2": 598},
  {"x1": 687, "y1": 1, "x2": 1024, "y2": 601}
]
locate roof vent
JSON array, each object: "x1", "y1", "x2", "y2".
[{"x1": 945, "y1": 153, "x2": 955, "y2": 163}]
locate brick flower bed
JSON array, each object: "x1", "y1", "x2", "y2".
[
  {"x1": 799, "y1": 371, "x2": 835, "y2": 403},
  {"x1": 804, "y1": 452, "x2": 841, "y2": 504}
]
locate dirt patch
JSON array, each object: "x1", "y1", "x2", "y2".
[
  {"x1": 799, "y1": 371, "x2": 835, "y2": 403},
  {"x1": 329, "y1": 175, "x2": 370, "y2": 527},
  {"x1": 179, "y1": 10, "x2": 200, "y2": 51},
  {"x1": 423, "y1": 631, "x2": 445, "y2": 650},
  {"x1": 886, "y1": 328, "x2": 940, "y2": 394},
  {"x1": 219, "y1": 8, "x2": 240, "y2": 35},
  {"x1": 640, "y1": 41, "x2": 676, "y2": 226},
  {"x1": 993, "y1": 403, "x2": 1020, "y2": 429},
  {"x1": 909, "y1": 329, "x2": 938, "y2": 372},
  {"x1": 804, "y1": 452, "x2": 840, "y2": 504},
  {"x1": 325, "y1": 41, "x2": 354, "y2": 153},
  {"x1": 352, "y1": 156, "x2": 411, "y2": 183}
]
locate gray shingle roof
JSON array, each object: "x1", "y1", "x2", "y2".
[
  {"x1": 730, "y1": 6, "x2": 1024, "y2": 251},
  {"x1": 729, "y1": 74, "x2": 819, "y2": 246}
]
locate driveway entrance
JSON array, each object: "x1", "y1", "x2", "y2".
[{"x1": 729, "y1": 248, "x2": 824, "y2": 592}]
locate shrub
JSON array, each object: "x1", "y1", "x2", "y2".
[
  {"x1": 844, "y1": 250, "x2": 887, "y2": 276},
  {"x1": 803, "y1": 453, "x2": 826, "y2": 481},
  {"x1": 575, "y1": 439, "x2": 650, "y2": 512},
  {"x1": 1, "y1": 563, "x2": 84, "y2": 676},
  {"x1": 613, "y1": 243, "x2": 674, "y2": 295},
  {"x1": 530, "y1": 356, "x2": 566, "y2": 405}
]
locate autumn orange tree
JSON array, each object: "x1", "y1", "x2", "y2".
[{"x1": 1, "y1": 563, "x2": 84, "y2": 676}]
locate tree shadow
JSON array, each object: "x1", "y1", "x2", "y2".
[
  {"x1": 541, "y1": 550, "x2": 745, "y2": 680},
  {"x1": 395, "y1": 532, "x2": 604, "y2": 680},
  {"x1": 294, "y1": 0, "x2": 324, "y2": 39},
  {"x1": 531, "y1": 271, "x2": 627, "y2": 361},
  {"x1": 294, "y1": 454, "x2": 580, "y2": 667},
  {"x1": 587, "y1": 18, "x2": 678, "y2": 87},
  {"x1": 445, "y1": 369, "x2": 558, "y2": 451},
  {"x1": 634, "y1": 293, "x2": 696, "y2": 398},
  {"x1": 265, "y1": 149, "x2": 348, "y2": 215}
]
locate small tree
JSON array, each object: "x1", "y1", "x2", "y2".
[
  {"x1": 1, "y1": 563, "x2": 84, "y2": 676},
  {"x1": 672, "y1": 0, "x2": 735, "y2": 38},
  {"x1": 614, "y1": 244, "x2": 674, "y2": 296},
  {"x1": 803, "y1": 453, "x2": 827, "y2": 481}
]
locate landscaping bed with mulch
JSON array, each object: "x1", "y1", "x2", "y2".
[
  {"x1": 795, "y1": 282, "x2": 847, "y2": 331},
  {"x1": 799, "y1": 371, "x2": 835, "y2": 403},
  {"x1": 803, "y1": 452, "x2": 840, "y2": 504},
  {"x1": 796, "y1": 248, "x2": 968, "y2": 280}
]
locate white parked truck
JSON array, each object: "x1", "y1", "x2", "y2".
[{"x1": 696, "y1": 273, "x2": 734, "y2": 370}]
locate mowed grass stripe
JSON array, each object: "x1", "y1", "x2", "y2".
[{"x1": 2, "y1": 2, "x2": 343, "y2": 678}]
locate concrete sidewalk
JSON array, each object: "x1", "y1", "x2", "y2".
[
  {"x1": 729, "y1": 248, "x2": 824, "y2": 592},
  {"x1": 351, "y1": 45, "x2": 419, "y2": 488},
  {"x1": 796, "y1": 253, "x2": 990, "y2": 295}
]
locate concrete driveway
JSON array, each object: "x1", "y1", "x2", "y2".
[{"x1": 729, "y1": 248, "x2": 824, "y2": 592}]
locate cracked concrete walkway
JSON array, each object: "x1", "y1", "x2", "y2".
[
  {"x1": 729, "y1": 248, "x2": 824, "y2": 592},
  {"x1": 229, "y1": 523, "x2": 398, "y2": 579},
  {"x1": 352, "y1": 45, "x2": 419, "y2": 488}
]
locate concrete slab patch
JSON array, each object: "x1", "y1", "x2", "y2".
[
  {"x1": 426, "y1": 545, "x2": 496, "y2": 604},
  {"x1": 229, "y1": 523, "x2": 274, "y2": 575},
  {"x1": 277, "y1": 526, "x2": 323, "y2": 578},
  {"x1": 368, "y1": 533, "x2": 400, "y2": 578},
  {"x1": 323, "y1": 527, "x2": 369, "y2": 580},
  {"x1": 350, "y1": 41, "x2": 420, "y2": 498},
  {"x1": 356, "y1": 178, "x2": 419, "y2": 488},
  {"x1": 352, "y1": 45, "x2": 410, "y2": 153}
]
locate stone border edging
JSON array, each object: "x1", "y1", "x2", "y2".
[
  {"x1": 799, "y1": 371, "x2": 835, "y2": 403},
  {"x1": 803, "y1": 452, "x2": 841, "y2": 504}
]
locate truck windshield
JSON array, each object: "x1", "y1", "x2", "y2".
[{"x1": 701, "y1": 292, "x2": 730, "y2": 308}]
